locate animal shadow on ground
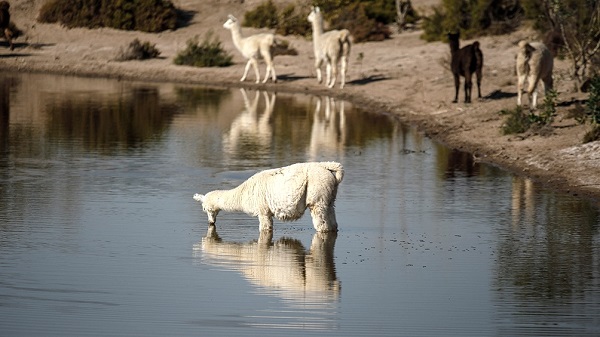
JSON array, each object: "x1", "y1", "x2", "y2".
[
  {"x1": 557, "y1": 99, "x2": 587, "y2": 108},
  {"x1": 484, "y1": 89, "x2": 517, "y2": 100},
  {"x1": 276, "y1": 73, "x2": 310, "y2": 82},
  {"x1": 348, "y1": 74, "x2": 389, "y2": 86},
  {"x1": 2, "y1": 41, "x2": 55, "y2": 49}
]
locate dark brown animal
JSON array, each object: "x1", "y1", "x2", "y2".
[
  {"x1": 448, "y1": 32, "x2": 483, "y2": 103},
  {"x1": 0, "y1": 1, "x2": 14, "y2": 51}
]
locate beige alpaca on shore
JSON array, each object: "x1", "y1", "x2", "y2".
[
  {"x1": 516, "y1": 40, "x2": 553, "y2": 110},
  {"x1": 307, "y1": 7, "x2": 351, "y2": 89},
  {"x1": 223, "y1": 14, "x2": 277, "y2": 83}
]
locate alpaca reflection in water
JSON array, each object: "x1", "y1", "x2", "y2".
[
  {"x1": 223, "y1": 88, "x2": 276, "y2": 160},
  {"x1": 193, "y1": 226, "x2": 340, "y2": 307},
  {"x1": 308, "y1": 96, "x2": 346, "y2": 161}
]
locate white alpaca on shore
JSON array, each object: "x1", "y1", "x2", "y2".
[
  {"x1": 193, "y1": 162, "x2": 344, "y2": 232},
  {"x1": 223, "y1": 14, "x2": 277, "y2": 83},
  {"x1": 516, "y1": 40, "x2": 553, "y2": 110},
  {"x1": 307, "y1": 7, "x2": 351, "y2": 89}
]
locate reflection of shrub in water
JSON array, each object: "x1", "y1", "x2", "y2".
[
  {"x1": 45, "y1": 87, "x2": 179, "y2": 150},
  {"x1": 497, "y1": 182, "x2": 599, "y2": 308},
  {"x1": 174, "y1": 86, "x2": 231, "y2": 115}
]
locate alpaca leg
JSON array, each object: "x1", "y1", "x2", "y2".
[
  {"x1": 262, "y1": 53, "x2": 277, "y2": 83},
  {"x1": 476, "y1": 69, "x2": 482, "y2": 99},
  {"x1": 241, "y1": 60, "x2": 253, "y2": 82},
  {"x1": 4, "y1": 28, "x2": 13, "y2": 51},
  {"x1": 326, "y1": 63, "x2": 333, "y2": 88},
  {"x1": 310, "y1": 203, "x2": 337, "y2": 232},
  {"x1": 328, "y1": 65, "x2": 337, "y2": 88},
  {"x1": 464, "y1": 73, "x2": 472, "y2": 103},
  {"x1": 262, "y1": 64, "x2": 271, "y2": 84},
  {"x1": 325, "y1": 207, "x2": 338, "y2": 232},
  {"x1": 517, "y1": 74, "x2": 526, "y2": 106},
  {"x1": 315, "y1": 59, "x2": 323, "y2": 84},
  {"x1": 257, "y1": 230, "x2": 273, "y2": 246},
  {"x1": 528, "y1": 75, "x2": 541, "y2": 109},
  {"x1": 340, "y1": 56, "x2": 347, "y2": 89},
  {"x1": 328, "y1": 59, "x2": 339, "y2": 88},
  {"x1": 258, "y1": 213, "x2": 273, "y2": 231},
  {"x1": 452, "y1": 74, "x2": 460, "y2": 103},
  {"x1": 309, "y1": 205, "x2": 328, "y2": 232},
  {"x1": 250, "y1": 59, "x2": 261, "y2": 83},
  {"x1": 268, "y1": 59, "x2": 277, "y2": 83},
  {"x1": 531, "y1": 91, "x2": 538, "y2": 110}
]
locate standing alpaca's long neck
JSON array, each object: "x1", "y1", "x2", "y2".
[
  {"x1": 449, "y1": 39, "x2": 460, "y2": 54},
  {"x1": 310, "y1": 14, "x2": 324, "y2": 49},
  {"x1": 229, "y1": 23, "x2": 245, "y2": 53}
]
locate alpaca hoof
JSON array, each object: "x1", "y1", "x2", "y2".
[{"x1": 452, "y1": 100, "x2": 458, "y2": 103}]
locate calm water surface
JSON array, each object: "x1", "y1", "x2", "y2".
[{"x1": 1, "y1": 73, "x2": 599, "y2": 336}]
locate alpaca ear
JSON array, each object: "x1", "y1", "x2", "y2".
[
  {"x1": 316, "y1": 6, "x2": 320, "y2": 13},
  {"x1": 193, "y1": 193, "x2": 205, "y2": 203},
  {"x1": 228, "y1": 14, "x2": 236, "y2": 22}
]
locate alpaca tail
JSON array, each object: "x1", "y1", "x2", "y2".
[
  {"x1": 320, "y1": 161, "x2": 344, "y2": 184},
  {"x1": 473, "y1": 41, "x2": 483, "y2": 67},
  {"x1": 339, "y1": 29, "x2": 352, "y2": 57}
]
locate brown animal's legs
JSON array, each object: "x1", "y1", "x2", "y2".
[
  {"x1": 453, "y1": 74, "x2": 460, "y2": 103},
  {"x1": 4, "y1": 28, "x2": 12, "y2": 51},
  {"x1": 464, "y1": 72, "x2": 472, "y2": 103},
  {"x1": 476, "y1": 68, "x2": 482, "y2": 99}
]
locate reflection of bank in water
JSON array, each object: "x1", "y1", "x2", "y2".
[{"x1": 193, "y1": 226, "x2": 340, "y2": 329}]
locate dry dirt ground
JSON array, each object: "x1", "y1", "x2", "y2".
[{"x1": 2, "y1": 0, "x2": 600, "y2": 200}]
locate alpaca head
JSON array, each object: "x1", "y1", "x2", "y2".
[
  {"x1": 307, "y1": 6, "x2": 321, "y2": 24},
  {"x1": 193, "y1": 192, "x2": 219, "y2": 225},
  {"x1": 223, "y1": 14, "x2": 238, "y2": 30},
  {"x1": 447, "y1": 32, "x2": 460, "y2": 42}
]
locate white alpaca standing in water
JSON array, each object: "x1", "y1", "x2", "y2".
[
  {"x1": 307, "y1": 6, "x2": 351, "y2": 88},
  {"x1": 193, "y1": 162, "x2": 344, "y2": 232},
  {"x1": 223, "y1": 14, "x2": 277, "y2": 83}
]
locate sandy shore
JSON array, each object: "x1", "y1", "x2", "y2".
[{"x1": 2, "y1": 0, "x2": 599, "y2": 200}]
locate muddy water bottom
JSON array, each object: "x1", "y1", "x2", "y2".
[{"x1": 0, "y1": 72, "x2": 599, "y2": 336}]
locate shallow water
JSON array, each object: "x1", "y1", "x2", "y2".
[{"x1": 0, "y1": 72, "x2": 599, "y2": 336}]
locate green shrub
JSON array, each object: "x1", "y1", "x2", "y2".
[
  {"x1": 500, "y1": 97, "x2": 557, "y2": 135},
  {"x1": 243, "y1": 1, "x2": 311, "y2": 37},
  {"x1": 330, "y1": 2, "x2": 391, "y2": 42},
  {"x1": 421, "y1": 0, "x2": 522, "y2": 41},
  {"x1": 500, "y1": 106, "x2": 531, "y2": 135},
  {"x1": 116, "y1": 39, "x2": 161, "y2": 61},
  {"x1": 173, "y1": 32, "x2": 233, "y2": 68},
  {"x1": 275, "y1": 4, "x2": 312, "y2": 37},
  {"x1": 243, "y1": 0, "x2": 279, "y2": 29},
  {"x1": 583, "y1": 125, "x2": 600, "y2": 143},
  {"x1": 39, "y1": 0, "x2": 178, "y2": 33},
  {"x1": 534, "y1": 89, "x2": 558, "y2": 125},
  {"x1": 584, "y1": 76, "x2": 600, "y2": 124},
  {"x1": 243, "y1": 0, "x2": 400, "y2": 41}
]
